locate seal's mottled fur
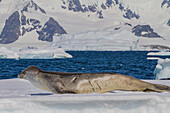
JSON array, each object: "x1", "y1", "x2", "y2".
[{"x1": 18, "y1": 66, "x2": 170, "y2": 94}]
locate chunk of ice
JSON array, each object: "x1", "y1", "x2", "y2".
[{"x1": 154, "y1": 58, "x2": 170, "y2": 80}]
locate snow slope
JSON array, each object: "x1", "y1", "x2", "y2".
[
  {"x1": 0, "y1": 78, "x2": 170, "y2": 113},
  {"x1": 0, "y1": 0, "x2": 169, "y2": 50}
]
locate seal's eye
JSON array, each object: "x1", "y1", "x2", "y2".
[{"x1": 22, "y1": 71, "x2": 26, "y2": 75}]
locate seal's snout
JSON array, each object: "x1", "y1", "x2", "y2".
[{"x1": 18, "y1": 73, "x2": 24, "y2": 78}]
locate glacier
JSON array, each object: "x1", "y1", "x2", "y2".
[
  {"x1": 52, "y1": 27, "x2": 168, "y2": 51},
  {"x1": 52, "y1": 29, "x2": 139, "y2": 51}
]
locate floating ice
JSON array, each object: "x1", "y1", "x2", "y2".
[
  {"x1": 147, "y1": 51, "x2": 170, "y2": 79},
  {"x1": 18, "y1": 46, "x2": 72, "y2": 59},
  {"x1": 147, "y1": 51, "x2": 170, "y2": 56},
  {"x1": 0, "y1": 46, "x2": 72, "y2": 59},
  {"x1": 0, "y1": 79, "x2": 170, "y2": 113},
  {"x1": 154, "y1": 58, "x2": 170, "y2": 80}
]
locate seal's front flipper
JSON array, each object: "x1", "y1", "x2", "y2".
[{"x1": 51, "y1": 81, "x2": 75, "y2": 94}]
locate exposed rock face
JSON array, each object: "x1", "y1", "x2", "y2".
[
  {"x1": 0, "y1": 11, "x2": 21, "y2": 44},
  {"x1": 132, "y1": 25, "x2": 162, "y2": 38},
  {"x1": 97, "y1": 11, "x2": 104, "y2": 19},
  {"x1": 168, "y1": 20, "x2": 170, "y2": 26},
  {"x1": 125, "y1": 23, "x2": 132, "y2": 26},
  {"x1": 61, "y1": 0, "x2": 139, "y2": 19},
  {"x1": 161, "y1": 0, "x2": 170, "y2": 8},
  {"x1": 20, "y1": 0, "x2": 45, "y2": 36},
  {"x1": 123, "y1": 9, "x2": 139, "y2": 20},
  {"x1": 20, "y1": 0, "x2": 66, "y2": 42},
  {"x1": 117, "y1": 3, "x2": 139, "y2": 20},
  {"x1": 37, "y1": 17, "x2": 67, "y2": 42},
  {"x1": 67, "y1": 0, "x2": 83, "y2": 12},
  {"x1": 21, "y1": 17, "x2": 41, "y2": 36},
  {"x1": 0, "y1": 0, "x2": 67, "y2": 44},
  {"x1": 21, "y1": 0, "x2": 46, "y2": 14}
]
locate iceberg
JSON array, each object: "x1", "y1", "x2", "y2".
[
  {"x1": 154, "y1": 58, "x2": 170, "y2": 80},
  {"x1": 147, "y1": 51, "x2": 170, "y2": 79},
  {"x1": 18, "y1": 46, "x2": 72, "y2": 59},
  {"x1": 0, "y1": 46, "x2": 72, "y2": 59},
  {"x1": 0, "y1": 55, "x2": 6, "y2": 59}
]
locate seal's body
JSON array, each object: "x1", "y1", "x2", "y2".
[{"x1": 18, "y1": 66, "x2": 170, "y2": 94}]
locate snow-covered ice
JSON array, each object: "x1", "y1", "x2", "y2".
[
  {"x1": 0, "y1": 46, "x2": 72, "y2": 59},
  {"x1": 0, "y1": 79, "x2": 170, "y2": 113}
]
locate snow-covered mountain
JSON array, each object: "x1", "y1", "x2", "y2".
[{"x1": 0, "y1": 0, "x2": 169, "y2": 50}]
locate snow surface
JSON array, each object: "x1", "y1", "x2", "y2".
[
  {"x1": 0, "y1": 78, "x2": 170, "y2": 113},
  {"x1": 0, "y1": 46, "x2": 72, "y2": 59}
]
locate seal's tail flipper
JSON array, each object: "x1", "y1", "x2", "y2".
[{"x1": 147, "y1": 84, "x2": 170, "y2": 92}]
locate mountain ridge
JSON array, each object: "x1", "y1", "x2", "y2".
[{"x1": 0, "y1": 0, "x2": 169, "y2": 50}]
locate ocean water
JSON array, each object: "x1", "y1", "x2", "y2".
[{"x1": 0, "y1": 51, "x2": 158, "y2": 80}]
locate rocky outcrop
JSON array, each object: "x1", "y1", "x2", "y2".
[
  {"x1": 125, "y1": 23, "x2": 132, "y2": 26},
  {"x1": 20, "y1": 0, "x2": 66, "y2": 42},
  {"x1": 132, "y1": 25, "x2": 162, "y2": 38},
  {"x1": 67, "y1": 0, "x2": 83, "y2": 12},
  {"x1": 0, "y1": 0, "x2": 67, "y2": 44},
  {"x1": 37, "y1": 17, "x2": 67, "y2": 42},
  {"x1": 161, "y1": 0, "x2": 170, "y2": 8},
  {"x1": 61, "y1": 0, "x2": 139, "y2": 19},
  {"x1": 123, "y1": 9, "x2": 139, "y2": 20},
  {"x1": 21, "y1": 0, "x2": 46, "y2": 14},
  {"x1": 20, "y1": 0, "x2": 45, "y2": 36},
  {"x1": 118, "y1": 3, "x2": 139, "y2": 20},
  {"x1": 21, "y1": 17, "x2": 41, "y2": 36},
  {"x1": 168, "y1": 20, "x2": 170, "y2": 26},
  {"x1": 0, "y1": 11, "x2": 21, "y2": 44}
]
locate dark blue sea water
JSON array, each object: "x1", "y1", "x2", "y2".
[{"x1": 0, "y1": 51, "x2": 158, "y2": 80}]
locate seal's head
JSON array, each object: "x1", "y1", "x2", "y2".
[{"x1": 18, "y1": 66, "x2": 41, "y2": 79}]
